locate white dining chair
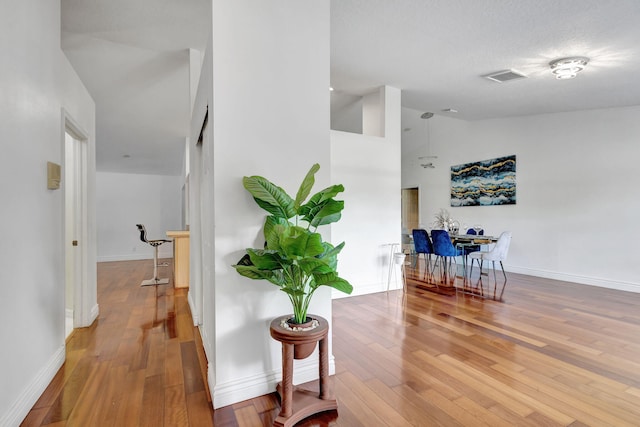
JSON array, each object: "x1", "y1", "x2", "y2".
[{"x1": 468, "y1": 231, "x2": 512, "y2": 300}]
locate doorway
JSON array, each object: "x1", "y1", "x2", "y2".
[
  {"x1": 64, "y1": 117, "x2": 88, "y2": 338},
  {"x1": 401, "y1": 187, "x2": 419, "y2": 252},
  {"x1": 192, "y1": 110, "x2": 209, "y2": 326}
]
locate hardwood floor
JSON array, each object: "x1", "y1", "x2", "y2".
[
  {"x1": 21, "y1": 260, "x2": 214, "y2": 427},
  {"x1": 21, "y1": 259, "x2": 640, "y2": 426}
]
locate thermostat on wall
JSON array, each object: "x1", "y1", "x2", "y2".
[{"x1": 47, "y1": 161, "x2": 61, "y2": 190}]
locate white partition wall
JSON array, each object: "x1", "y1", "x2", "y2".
[
  {"x1": 331, "y1": 86, "x2": 403, "y2": 296},
  {"x1": 189, "y1": 1, "x2": 332, "y2": 408}
]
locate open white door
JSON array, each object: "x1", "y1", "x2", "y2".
[
  {"x1": 191, "y1": 111, "x2": 209, "y2": 326},
  {"x1": 64, "y1": 117, "x2": 89, "y2": 337}
]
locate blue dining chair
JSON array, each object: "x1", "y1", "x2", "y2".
[
  {"x1": 412, "y1": 229, "x2": 434, "y2": 281},
  {"x1": 463, "y1": 227, "x2": 484, "y2": 255},
  {"x1": 466, "y1": 228, "x2": 484, "y2": 236},
  {"x1": 431, "y1": 229, "x2": 464, "y2": 284}
]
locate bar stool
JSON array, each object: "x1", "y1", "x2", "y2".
[{"x1": 136, "y1": 224, "x2": 172, "y2": 286}]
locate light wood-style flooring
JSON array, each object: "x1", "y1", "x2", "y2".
[{"x1": 21, "y1": 259, "x2": 640, "y2": 426}]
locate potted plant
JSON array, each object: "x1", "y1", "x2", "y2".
[{"x1": 233, "y1": 163, "x2": 353, "y2": 331}]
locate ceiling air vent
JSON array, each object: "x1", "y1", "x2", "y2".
[{"x1": 483, "y1": 69, "x2": 527, "y2": 83}]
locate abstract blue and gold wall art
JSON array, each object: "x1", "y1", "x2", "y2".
[{"x1": 451, "y1": 155, "x2": 516, "y2": 206}]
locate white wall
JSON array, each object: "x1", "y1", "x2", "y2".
[
  {"x1": 96, "y1": 172, "x2": 183, "y2": 261},
  {"x1": 189, "y1": 0, "x2": 332, "y2": 408},
  {"x1": 0, "y1": 2, "x2": 96, "y2": 425},
  {"x1": 330, "y1": 92, "x2": 363, "y2": 134},
  {"x1": 331, "y1": 86, "x2": 403, "y2": 296},
  {"x1": 402, "y1": 105, "x2": 640, "y2": 293}
]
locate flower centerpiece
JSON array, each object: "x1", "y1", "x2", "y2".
[{"x1": 433, "y1": 208, "x2": 459, "y2": 233}]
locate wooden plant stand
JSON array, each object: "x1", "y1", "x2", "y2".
[{"x1": 269, "y1": 315, "x2": 337, "y2": 427}]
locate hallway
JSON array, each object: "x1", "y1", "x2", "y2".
[{"x1": 21, "y1": 260, "x2": 214, "y2": 426}]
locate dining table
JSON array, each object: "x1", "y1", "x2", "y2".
[
  {"x1": 450, "y1": 234, "x2": 498, "y2": 245},
  {"x1": 407, "y1": 232, "x2": 498, "y2": 296},
  {"x1": 450, "y1": 233, "x2": 498, "y2": 295},
  {"x1": 451, "y1": 233, "x2": 497, "y2": 267}
]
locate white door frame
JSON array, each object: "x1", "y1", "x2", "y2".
[
  {"x1": 63, "y1": 111, "x2": 91, "y2": 329},
  {"x1": 190, "y1": 110, "x2": 209, "y2": 327},
  {"x1": 192, "y1": 138, "x2": 204, "y2": 325},
  {"x1": 199, "y1": 115, "x2": 212, "y2": 331}
]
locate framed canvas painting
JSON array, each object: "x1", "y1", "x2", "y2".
[{"x1": 451, "y1": 155, "x2": 516, "y2": 206}]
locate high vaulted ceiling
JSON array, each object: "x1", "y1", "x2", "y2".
[
  {"x1": 61, "y1": 0, "x2": 210, "y2": 175},
  {"x1": 61, "y1": 0, "x2": 640, "y2": 175}
]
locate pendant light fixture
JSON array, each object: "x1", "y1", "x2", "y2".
[{"x1": 419, "y1": 112, "x2": 436, "y2": 169}]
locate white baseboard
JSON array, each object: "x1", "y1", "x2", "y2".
[
  {"x1": 66, "y1": 309, "x2": 74, "y2": 339},
  {"x1": 89, "y1": 303, "x2": 100, "y2": 324},
  {"x1": 332, "y1": 280, "x2": 401, "y2": 299},
  {"x1": 210, "y1": 355, "x2": 336, "y2": 409},
  {"x1": 76, "y1": 303, "x2": 99, "y2": 328},
  {"x1": 332, "y1": 268, "x2": 640, "y2": 299},
  {"x1": 506, "y1": 265, "x2": 640, "y2": 293},
  {"x1": 0, "y1": 346, "x2": 65, "y2": 427},
  {"x1": 198, "y1": 325, "x2": 212, "y2": 364},
  {"x1": 187, "y1": 291, "x2": 198, "y2": 326}
]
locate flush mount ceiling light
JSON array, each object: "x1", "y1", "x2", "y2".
[{"x1": 549, "y1": 57, "x2": 589, "y2": 79}]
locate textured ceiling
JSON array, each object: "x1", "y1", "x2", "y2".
[
  {"x1": 61, "y1": 0, "x2": 640, "y2": 175},
  {"x1": 331, "y1": 0, "x2": 640, "y2": 121}
]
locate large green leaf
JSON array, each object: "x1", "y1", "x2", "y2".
[
  {"x1": 309, "y1": 184, "x2": 345, "y2": 205},
  {"x1": 252, "y1": 198, "x2": 284, "y2": 218},
  {"x1": 246, "y1": 248, "x2": 282, "y2": 270},
  {"x1": 280, "y1": 227, "x2": 324, "y2": 259},
  {"x1": 298, "y1": 258, "x2": 333, "y2": 275},
  {"x1": 233, "y1": 265, "x2": 283, "y2": 286},
  {"x1": 311, "y1": 272, "x2": 353, "y2": 294},
  {"x1": 264, "y1": 216, "x2": 289, "y2": 251},
  {"x1": 243, "y1": 175, "x2": 295, "y2": 219},
  {"x1": 323, "y1": 277, "x2": 353, "y2": 294},
  {"x1": 319, "y1": 241, "x2": 344, "y2": 259},
  {"x1": 318, "y1": 241, "x2": 344, "y2": 270},
  {"x1": 299, "y1": 185, "x2": 344, "y2": 225},
  {"x1": 309, "y1": 199, "x2": 344, "y2": 227},
  {"x1": 294, "y1": 164, "x2": 320, "y2": 211}
]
